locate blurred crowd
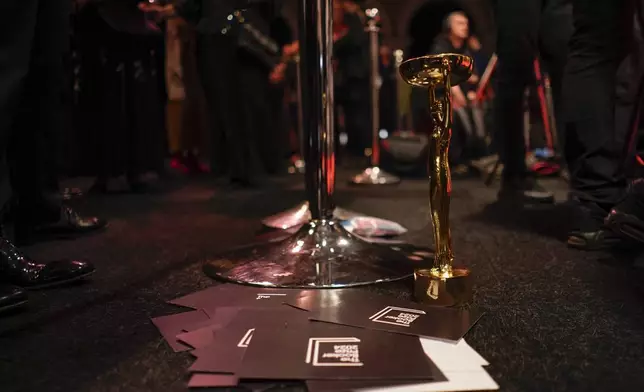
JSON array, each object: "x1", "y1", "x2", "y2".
[{"x1": 2, "y1": 0, "x2": 644, "y2": 311}]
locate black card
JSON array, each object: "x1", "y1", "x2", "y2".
[
  {"x1": 288, "y1": 290, "x2": 482, "y2": 342},
  {"x1": 169, "y1": 284, "x2": 311, "y2": 313},
  {"x1": 188, "y1": 373, "x2": 239, "y2": 388},
  {"x1": 189, "y1": 307, "x2": 309, "y2": 374},
  {"x1": 150, "y1": 309, "x2": 210, "y2": 352},
  {"x1": 239, "y1": 322, "x2": 443, "y2": 381},
  {"x1": 177, "y1": 307, "x2": 242, "y2": 349}
]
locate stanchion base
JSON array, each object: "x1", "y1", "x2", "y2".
[
  {"x1": 261, "y1": 201, "x2": 362, "y2": 230},
  {"x1": 350, "y1": 167, "x2": 401, "y2": 185},
  {"x1": 413, "y1": 267, "x2": 473, "y2": 307},
  {"x1": 204, "y1": 219, "x2": 422, "y2": 288}
]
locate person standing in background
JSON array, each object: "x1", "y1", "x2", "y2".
[
  {"x1": 333, "y1": 0, "x2": 371, "y2": 160},
  {"x1": 73, "y1": 0, "x2": 168, "y2": 193},
  {"x1": 493, "y1": 0, "x2": 572, "y2": 205},
  {"x1": 0, "y1": 0, "x2": 106, "y2": 313},
  {"x1": 563, "y1": 0, "x2": 638, "y2": 249},
  {"x1": 430, "y1": 11, "x2": 484, "y2": 168}
]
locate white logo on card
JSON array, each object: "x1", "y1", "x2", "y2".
[
  {"x1": 255, "y1": 293, "x2": 287, "y2": 300},
  {"x1": 305, "y1": 337, "x2": 364, "y2": 367},
  {"x1": 237, "y1": 328, "x2": 255, "y2": 347},
  {"x1": 369, "y1": 306, "x2": 426, "y2": 327}
]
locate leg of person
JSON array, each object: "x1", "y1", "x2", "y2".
[
  {"x1": 494, "y1": 0, "x2": 554, "y2": 204},
  {"x1": 614, "y1": 13, "x2": 644, "y2": 179},
  {"x1": 234, "y1": 59, "x2": 267, "y2": 185},
  {"x1": 0, "y1": 0, "x2": 37, "y2": 312},
  {"x1": 563, "y1": 0, "x2": 635, "y2": 249},
  {"x1": 539, "y1": 0, "x2": 574, "y2": 154},
  {"x1": 197, "y1": 33, "x2": 232, "y2": 179},
  {"x1": 605, "y1": 0, "x2": 644, "y2": 244},
  {"x1": 10, "y1": 0, "x2": 106, "y2": 243},
  {"x1": 180, "y1": 23, "x2": 209, "y2": 173},
  {"x1": 0, "y1": 0, "x2": 94, "y2": 293}
]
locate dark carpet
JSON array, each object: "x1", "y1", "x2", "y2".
[{"x1": 1, "y1": 171, "x2": 643, "y2": 392}]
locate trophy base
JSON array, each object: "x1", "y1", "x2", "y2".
[
  {"x1": 413, "y1": 267, "x2": 473, "y2": 307},
  {"x1": 261, "y1": 201, "x2": 364, "y2": 230},
  {"x1": 204, "y1": 219, "x2": 423, "y2": 288},
  {"x1": 350, "y1": 167, "x2": 401, "y2": 185}
]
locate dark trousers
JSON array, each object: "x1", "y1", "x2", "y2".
[
  {"x1": 563, "y1": 0, "x2": 635, "y2": 206},
  {"x1": 494, "y1": 0, "x2": 573, "y2": 178},
  {"x1": 196, "y1": 34, "x2": 263, "y2": 181},
  {"x1": 338, "y1": 82, "x2": 371, "y2": 156},
  {"x1": 615, "y1": 14, "x2": 644, "y2": 178},
  {"x1": 74, "y1": 11, "x2": 167, "y2": 181},
  {"x1": 0, "y1": 0, "x2": 68, "y2": 222}
]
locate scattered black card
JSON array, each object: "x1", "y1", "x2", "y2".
[
  {"x1": 188, "y1": 373, "x2": 239, "y2": 388},
  {"x1": 150, "y1": 309, "x2": 210, "y2": 352},
  {"x1": 288, "y1": 290, "x2": 482, "y2": 342},
  {"x1": 239, "y1": 322, "x2": 443, "y2": 381},
  {"x1": 186, "y1": 307, "x2": 240, "y2": 331},
  {"x1": 189, "y1": 307, "x2": 309, "y2": 374},
  {"x1": 177, "y1": 307, "x2": 242, "y2": 350},
  {"x1": 169, "y1": 284, "x2": 311, "y2": 314},
  {"x1": 306, "y1": 380, "x2": 423, "y2": 392}
]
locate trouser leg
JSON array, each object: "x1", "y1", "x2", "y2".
[
  {"x1": 494, "y1": 0, "x2": 542, "y2": 179},
  {"x1": 9, "y1": 0, "x2": 70, "y2": 224},
  {"x1": 0, "y1": 0, "x2": 39, "y2": 215},
  {"x1": 563, "y1": 0, "x2": 635, "y2": 206}
]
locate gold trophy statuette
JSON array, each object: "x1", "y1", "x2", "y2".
[{"x1": 399, "y1": 54, "x2": 474, "y2": 307}]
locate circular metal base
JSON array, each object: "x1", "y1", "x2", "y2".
[
  {"x1": 204, "y1": 219, "x2": 424, "y2": 288},
  {"x1": 261, "y1": 201, "x2": 363, "y2": 230},
  {"x1": 350, "y1": 167, "x2": 401, "y2": 185},
  {"x1": 413, "y1": 267, "x2": 473, "y2": 307}
]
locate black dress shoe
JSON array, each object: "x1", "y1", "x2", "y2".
[
  {"x1": 566, "y1": 199, "x2": 629, "y2": 250},
  {"x1": 0, "y1": 237, "x2": 95, "y2": 289},
  {"x1": 13, "y1": 206, "x2": 108, "y2": 246},
  {"x1": 498, "y1": 176, "x2": 555, "y2": 205},
  {"x1": 40, "y1": 206, "x2": 107, "y2": 234},
  {"x1": 0, "y1": 285, "x2": 27, "y2": 313}
]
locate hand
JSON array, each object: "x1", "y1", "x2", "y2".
[
  {"x1": 466, "y1": 91, "x2": 477, "y2": 102},
  {"x1": 269, "y1": 63, "x2": 287, "y2": 84}
]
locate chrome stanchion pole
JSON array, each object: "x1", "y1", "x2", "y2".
[
  {"x1": 261, "y1": 8, "x2": 390, "y2": 232},
  {"x1": 263, "y1": 53, "x2": 362, "y2": 230},
  {"x1": 204, "y1": 0, "x2": 418, "y2": 287},
  {"x1": 350, "y1": 8, "x2": 400, "y2": 185}
]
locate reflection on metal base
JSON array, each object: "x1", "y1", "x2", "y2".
[
  {"x1": 413, "y1": 267, "x2": 472, "y2": 307},
  {"x1": 204, "y1": 219, "x2": 418, "y2": 288},
  {"x1": 261, "y1": 201, "x2": 362, "y2": 230},
  {"x1": 350, "y1": 167, "x2": 401, "y2": 185}
]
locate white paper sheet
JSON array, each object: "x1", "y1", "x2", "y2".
[
  {"x1": 357, "y1": 339, "x2": 498, "y2": 392},
  {"x1": 359, "y1": 369, "x2": 499, "y2": 392}
]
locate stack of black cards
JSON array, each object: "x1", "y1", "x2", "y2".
[{"x1": 152, "y1": 284, "x2": 499, "y2": 391}]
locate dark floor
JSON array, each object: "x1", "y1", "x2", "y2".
[{"x1": 1, "y1": 170, "x2": 643, "y2": 392}]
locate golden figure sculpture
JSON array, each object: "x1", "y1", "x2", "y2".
[{"x1": 399, "y1": 54, "x2": 474, "y2": 306}]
